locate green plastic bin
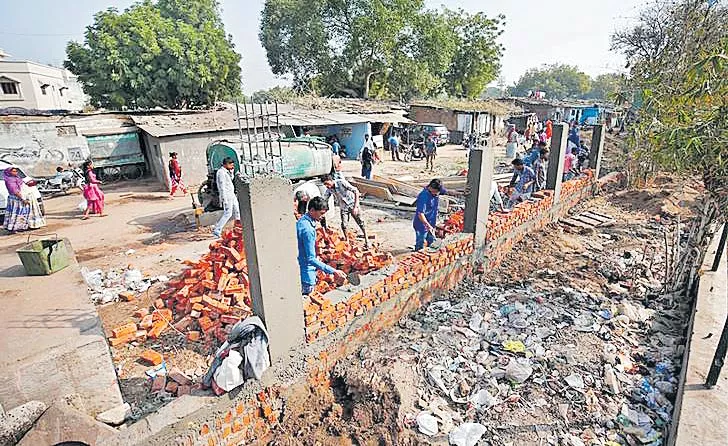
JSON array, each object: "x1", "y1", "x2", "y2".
[{"x1": 16, "y1": 235, "x2": 72, "y2": 276}]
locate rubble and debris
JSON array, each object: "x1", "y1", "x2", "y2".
[
  {"x1": 272, "y1": 195, "x2": 687, "y2": 445},
  {"x1": 0, "y1": 400, "x2": 47, "y2": 446},
  {"x1": 95, "y1": 402, "x2": 131, "y2": 426},
  {"x1": 81, "y1": 266, "x2": 168, "y2": 305}
]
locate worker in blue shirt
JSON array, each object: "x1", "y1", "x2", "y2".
[
  {"x1": 330, "y1": 136, "x2": 341, "y2": 155},
  {"x1": 508, "y1": 158, "x2": 536, "y2": 207},
  {"x1": 296, "y1": 196, "x2": 346, "y2": 295},
  {"x1": 413, "y1": 178, "x2": 447, "y2": 251},
  {"x1": 388, "y1": 133, "x2": 401, "y2": 161}
]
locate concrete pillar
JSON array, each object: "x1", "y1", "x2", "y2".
[
  {"x1": 236, "y1": 176, "x2": 304, "y2": 361},
  {"x1": 463, "y1": 147, "x2": 495, "y2": 246},
  {"x1": 546, "y1": 123, "x2": 568, "y2": 203},
  {"x1": 589, "y1": 124, "x2": 606, "y2": 178}
]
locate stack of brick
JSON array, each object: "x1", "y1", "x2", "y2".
[
  {"x1": 107, "y1": 222, "x2": 253, "y2": 348},
  {"x1": 303, "y1": 236, "x2": 474, "y2": 342},
  {"x1": 436, "y1": 210, "x2": 465, "y2": 237},
  {"x1": 314, "y1": 227, "x2": 393, "y2": 294}
]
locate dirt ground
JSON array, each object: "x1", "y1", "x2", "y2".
[
  {"x1": 269, "y1": 179, "x2": 698, "y2": 445},
  {"x1": 0, "y1": 144, "x2": 481, "y2": 420}
]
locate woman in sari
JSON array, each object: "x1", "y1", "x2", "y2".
[
  {"x1": 81, "y1": 160, "x2": 106, "y2": 219},
  {"x1": 3, "y1": 166, "x2": 46, "y2": 232}
]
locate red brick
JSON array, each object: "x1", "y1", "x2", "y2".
[
  {"x1": 111, "y1": 322, "x2": 137, "y2": 338},
  {"x1": 140, "y1": 349, "x2": 164, "y2": 366},
  {"x1": 165, "y1": 380, "x2": 178, "y2": 394},
  {"x1": 169, "y1": 371, "x2": 192, "y2": 386},
  {"x1": 151, "y1": 375, "x2": 166, "y2": 392},
  {"x1": 177, "y1": 385, "x2": 191, "y2": 396}
]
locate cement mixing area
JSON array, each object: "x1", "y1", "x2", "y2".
[{"x1": 0, "y1": 122, "x2": 726, "y2": 446}]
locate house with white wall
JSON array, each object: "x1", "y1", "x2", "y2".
[{"x1": 0, "y1": 51, "x2": 85, "y2": 112}]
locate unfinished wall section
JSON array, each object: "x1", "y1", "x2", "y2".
[{"x1": 131, "y1": 173, "x2": 597, "y2": 446}]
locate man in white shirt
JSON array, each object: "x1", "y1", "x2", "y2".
[{"x1": 212, "y1": 157, "x2": 240, "y2": 237}]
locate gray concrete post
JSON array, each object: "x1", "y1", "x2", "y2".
[
  {"x1": 463, "y1": 148, "x2": 495, "y2": 246},
  {"x1": 589, "y1": 124, "x2": 605, "y2": 178},
  {"x1": 546, "y1": 123, "x2": 568, "y2": 203},
  {"x1": 236, "y1": 176, "x2": 304, "y2": 361}
]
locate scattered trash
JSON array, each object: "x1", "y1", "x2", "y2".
[
  {"x1": 80, "y1": 266, "x2": 165, "y2": 304},
  {"x1": 449, "y1": 422, "x2": 486, "y2": 446},
  {"x1": 502, "y1": 339, "x2": 526, "y2": 354},
  {"x1": 505, "y1": 358, "x2": 533, "y2": 384},
  {"x1": 564, "y1": 373, "x2": 585, "y2": 390},
  {"x1": 416, "y1": 411, "x2": 439, "y2": 436}
]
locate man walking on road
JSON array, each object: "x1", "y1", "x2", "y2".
[
  {"x1": 297, "y1": 196, "x2": 347, "y2": 295},
  {"x1": 425, "y1": 134, "x2": 437, "y2": 172},
  {"x1": 388, "y1": 133, "x2": 401, "y2": 161},
  {"x1": 212, "y1": 157, "x2": 239, "y2": 238},
  {"x1": 321, "y1": 174, "x2": 368, "y2": 247},
  {"x1": 359, "y1": 134, "x2": 378, "y2": 179},
  {"x1": 413, "y1": 179, "x2": 446, "y2": 251}
]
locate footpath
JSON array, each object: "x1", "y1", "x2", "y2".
[{"x1": 673, "y1": 225, "x2": 728, "y2": 446}]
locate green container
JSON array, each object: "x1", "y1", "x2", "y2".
[{"x1": 16, "y1": 237, "x2": 72, "y2": 276}]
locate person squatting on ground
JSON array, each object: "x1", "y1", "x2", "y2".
[
  {"x1": 296, "y1": 196, "x2": 346, "y2": 295},
  {"x1": 413, "y1": 178, "x2": 447, "y2": 251},
  {"x1": 321, "y1": 174, "x2": 368, "y2": 248},
  {"x1": 212, "y1": 157, "x2": 239, "y2": 238},
  {"x1": 508, "y1": 158, "x2": 536, "y2": 208},
  {"x1": 3, "y1": 166, "x2": 46, "y2": 232},
  {"x1": 168, "y1": 152, "x2": 188, "y2": 197},
  {"x1": 81, "y1": 160, "x2": 106, "y2": 220}
]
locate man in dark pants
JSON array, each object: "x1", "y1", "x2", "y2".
[
  {"x1": 321, "y1": 174, "x2": 368, "y2": 248},
  {"x1": 296, "y1": 196, "x2": 346, "y2": 295}
]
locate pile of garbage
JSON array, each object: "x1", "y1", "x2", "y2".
[
  {"x1": 81, "y1": 265, "x2": 169, "y2": 304},
  {"x1": 346, "y1": 217, "x2": 686, "y2": 446}
]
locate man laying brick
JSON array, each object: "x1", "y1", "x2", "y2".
[
  {"x1": 413, "y1": 178, "x2": 447, "y2": 251},
  {"x1": 321, "y1": 174, "x2": 368, "y2": 248},
  {"x1": 508, "y1": 158, "x2": 536, "y2": 208},
  {"x1": 296, "y1": 196, "x2": 347, "y2": 295}
]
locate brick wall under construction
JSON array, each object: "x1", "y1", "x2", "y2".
[{"x1": 140, "y1": 173, "x2": 597, "y2": 446}]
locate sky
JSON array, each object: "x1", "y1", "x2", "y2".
[{"x1": 0, "y1": 0, "x2": 644, "y2": 94}]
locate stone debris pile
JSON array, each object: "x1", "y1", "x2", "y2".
[{"x1": 81, "y1": 266, "x2": 168, "y2": 304}]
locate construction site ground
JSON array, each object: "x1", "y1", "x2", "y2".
[
  {"x1": 269, "y1": 178, "x2": 704, "y2": 445},
  {"x1": 0, "y1": 131, "x2": 639, "y2": 427}
]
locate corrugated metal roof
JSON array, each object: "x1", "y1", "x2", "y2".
[{"x1": 131, "y1": 103, "x2": 413, "y2": 138}]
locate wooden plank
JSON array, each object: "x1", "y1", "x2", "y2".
[
  {"x1": 584, "y1": 210, "x2": 614, "y2": 223},
  {"x1": 372, "y1": 174, "x2": 422, "y2": 197},
  {"x1": 572, "y1": 214, "x2": 604, "y2": 227},
  {"x1": 560, "y1": 218, "x2": 592, "y2": 229},
  {"x1": 391, "y1": 193, "x2": 417, "y2": 205},
  {"x1": 351, "y1": 177, "x2": 398, "y2": 194},
  {"x1": 349, "y1": 179, "x2": 394, "y2": 201}
]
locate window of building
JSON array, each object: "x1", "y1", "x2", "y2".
[
  {"x1": 1, "y1": 82, "x2": 18, "y2": 95},
  {"x1": 40, "y1": 84, "x2": 49, "y2": 95},
  {"x1": 56, "y1": 125, "x2": 77, "y2": 136}
]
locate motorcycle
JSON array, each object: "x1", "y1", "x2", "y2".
[{"x1": 38, "y1": 167, "x2": 86, "y2": 196}]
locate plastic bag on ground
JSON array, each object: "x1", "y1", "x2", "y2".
[
  {"x1": 78, "y1": 200, "x2": 88, "y2": 212},
  {"x1": 80, "y1": 267, "x2": 103, "y2": 290},
  {"x1": 213, "y1": 350, "x2": 244, "y2": 392},
  {"x1": 505, "y1": 359, "x2": 533, "y2": 383},
  {"x1": 415, "y1": 411, "x2": 438, "y2": 436},
  {"x1": 449, "y1": 422, "x2": 487, "y2": 446}
]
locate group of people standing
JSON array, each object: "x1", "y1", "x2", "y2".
[
  {"x1": 505, "y1": 121, "x2": 589, "y2": 208},
  {"x1": 3, "y1": 160, "x2": 106, "y2": 233}
]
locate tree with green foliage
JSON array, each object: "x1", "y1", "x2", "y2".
[
  {"x1": 584, "y1": 73, "x2": 623, "y2": 101},
  {"x1": 443, "y1": 10, "x2": 504, "y2": 99},
  {"x1": 258, "y1": 0, "x2": 504, "y2": 100},
  {"x1": 612, "y1": 0, "x2": 728, "y2": 292},
  {"x1": 509, "y1": 64, "x2": 591, "y2": 100},
  {"x1": 65, "y1": 0, "x2": 242, "y2": 109},
  {"x1": 250, "y1": 86, "x2": 297, "y2": 103}
]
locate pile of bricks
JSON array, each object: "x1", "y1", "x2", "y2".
[
  {"x1": 436, "y1": 210, "x2": 465, "y2": 237},
  {"x1": 107, "y1": 222, "x2": 253, "y2": 348},
  {"x1": 314, "y1": 227, "x2": 393, "y2": 294},
  {"x1": 303, "y1": 236, "x2": 474, "y2": 342}
]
